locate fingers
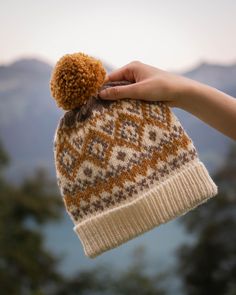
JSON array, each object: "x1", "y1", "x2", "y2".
[
  {"x1": 99, "y1": 83, "x2": 138, "y2": 100},
  {"x1": 106, "y1": 67, "x2": 132, "y2": 82},
  {"x1": 107, "y1": 61, "x2": 141, "y2": 83}
]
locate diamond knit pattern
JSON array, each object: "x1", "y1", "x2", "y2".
[{"x1": 54, "y1": 98, "x2": 198, "y2": 224}]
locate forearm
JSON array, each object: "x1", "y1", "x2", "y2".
[{"x1": 178, "y1": 78, "x2": 236, "y2": 140}]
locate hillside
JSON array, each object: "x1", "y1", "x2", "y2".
[{"x1": 0, "y1": 58, "x2": 235, "y2": 181}]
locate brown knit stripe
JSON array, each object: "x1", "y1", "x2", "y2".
[
  {"x1": 55, "y1": 99, "x2": 175, "y2": 189},
  {"x1": 66, "y1": 148, "x2": 198, "y2": 223},
  {"x1": 54, "y1": 97, "x2": 197, "y2": 223},
  {"x1": 63, "y1": 131, "x2": 192, "y2": 209}
]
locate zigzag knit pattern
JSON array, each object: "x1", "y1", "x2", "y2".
[{"x1": 53, "y1": 84, "x2": 218, "y2": 258}]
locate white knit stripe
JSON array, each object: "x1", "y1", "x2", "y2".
[{"x1": 74, "y1": 160, "x2": 218, "y2": 258}]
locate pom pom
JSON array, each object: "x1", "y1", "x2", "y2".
[{"x1": 50, "y1": 52, "x2": 106, "y2": 110}]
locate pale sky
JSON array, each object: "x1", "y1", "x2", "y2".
[{"x1": 0, "y1": 0, "x2": 236, "y2": 72}]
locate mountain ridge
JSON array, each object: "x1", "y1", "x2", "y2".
[{"x1": 0, "y1": 57, "x2": 235, "y2": 181}]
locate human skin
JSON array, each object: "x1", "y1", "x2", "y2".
[{"x1": 98, "y1": 61, "x2": 236, "y2": 140}]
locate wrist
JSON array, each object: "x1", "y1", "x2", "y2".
[{"x1": 173, "y1": 76, "x2": 201, "y2": 110}]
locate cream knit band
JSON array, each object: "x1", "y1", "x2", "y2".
[{"x1": 73, "y1": 160, "x2": 217, "y2": 258}]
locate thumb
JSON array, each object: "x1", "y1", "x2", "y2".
[{"x1": 99, "y1": 84, "x2": 137, "y2": 100}]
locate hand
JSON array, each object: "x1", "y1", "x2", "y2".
[
  {"x1": 98, "y1": 61, "x2": 189, "y2": 108},
  {"x1": 98, "y1": 60, "x2": 236, "y2": 140}
]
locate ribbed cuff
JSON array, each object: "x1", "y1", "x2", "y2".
[{"x1": 73, "y1": 160, "x2": 218, "y2": 258}]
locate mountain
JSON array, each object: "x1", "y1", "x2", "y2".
[
  {"x1": 0, "y1": 59, "x2": 235, "y2": 181},
  {"x1": 0, "y1": 59, "x2": 236, "y2": 181},
  {"x1": 182, "y1": 61, "x2": 236, "y2": 96},
  {"x1": 0, "y1": 58, "x2": 61, "y2": 181},
  {"x1": 0, "y1": 57, "x2": 235, "y2": 289}
]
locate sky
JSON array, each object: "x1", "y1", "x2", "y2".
[{"x1": 0, "y1": 0, "x2": 236, "y2": 72}]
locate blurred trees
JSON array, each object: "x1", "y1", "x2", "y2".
[
  {"x1": 56, "y1": 246, "x2": 167, "y2": 295},
  {"x1": 0, "y1": 140, "x2": 64, "y2": 294},
  {"x1": 0, "y1": 140, "x2": 167, "y2": 295},
  {"x1": 54, "y1": 248, "x2": 167, "y2": 295},
  {"x1": 177, "y1": 144, "x2": 236, "y2": 295}
]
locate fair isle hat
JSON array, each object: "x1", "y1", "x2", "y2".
[{"x1": 50, "y1": 52, "x2": 218, "y2": 258}]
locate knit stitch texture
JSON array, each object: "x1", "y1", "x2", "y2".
[{"x1": 53, "y1": 81, "x2": 218, "y2": 258}]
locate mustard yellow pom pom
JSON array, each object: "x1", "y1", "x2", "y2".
[{"x1": 50, "y1": 52, "x2": 106, "y2": 110}]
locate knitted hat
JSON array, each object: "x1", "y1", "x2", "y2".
[{"x1": 50, "y1": 52, "x2": 218, "y2": 258}]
